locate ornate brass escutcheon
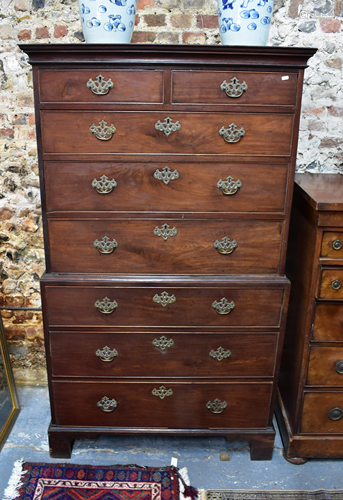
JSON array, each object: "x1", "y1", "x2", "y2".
[
  {"x1": 154, "y1": 223, "x2": 178, "y2": 241},
  {"x1": 333, "y1": 239, "x2": 343, "y2": 251},
  {"x1": 93, "y1": 236, "x2": 118, "y2": 254},
  {"x1": 152, "y1": 335, "x2": 175, "y2": 351},
  {"x1": 96, "y1": 346, "x2": 118, "y2": 362},
  {"x1": 97, "y1": 396, "x2": 117, "y2": 412},
  {"x1": 153, "y1": 291, "x2": 176, "y2": 307},
  {"x1": 92, "y1": 175, "x2": 117, "y2": 194},
  {"x1": 217, "y1": 176, "x2": 243, "y2": 195},
  {"x1": 219, "y1": 123, "x2": 245, "y2": 144},
  {"x1": 152, "y1": 385, "x2": 173, "y2": 399},
  {"x1": 212, "y1": 297, "x2": 235, "y2": 315},
  {"x1": 206, "y1": 398, "x2": 228, "y2": 414},
  {"x1": 213, "y1": 237, "x2": 238, "y2": 255},
  {"x1": 94, "y1": 297, "x2": 118, "y2": 314},
  {"x1": 328, "y1": 407, "x2": 343, "y2": 421},
  {"x1": 336, "y1": 360, "x2": 343, "y2": 374},
  {"x1": 220, "y1": 77, "x2": 248, "y2": 98},
  {"x1": 154, "y1": 166, "x2": 180, "y2": 185},
  {"x1": 90, "y1": 120, "x2": 116, "y2": 141},
  {"x1": 332, "y1": 280, "x2": 342, "y2": 290},
  {"x1": 155, "y1": 117, "x2": 181, "y2": 137},
  {"x1": 209, "y1": 346, "x2": 232, "y2": 362},
  {"x1": 87, "y1": 75, "x2": 114, "y2": 95}
]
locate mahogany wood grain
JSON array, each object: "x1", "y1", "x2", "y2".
[
  {"x1": 321, "y1": 232, "x2": 343, "y2": 259},
  {"x1": 307, "y1": 346, "x2": 343, "y2": 386},
  {"x1": 301, "y1": 392, "x2": 343, "y2": 433},
  {"x1": 313, "y1": 303, "x2": 343, "y2": 341},
  {"x1": 318, "y1": 268, "x2": 343, "y2": 299}
]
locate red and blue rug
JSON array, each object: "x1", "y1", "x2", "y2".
[{"x1": 5, "y1": 462, "x2": 197, "y2": 500}]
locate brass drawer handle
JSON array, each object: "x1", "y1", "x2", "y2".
[
  {"x1": 155, "y1": 117, "x2": 181, "y2": 137},
  {"x1": 336, "y1": 360, "x2": 343, "y2": 374},
  {"x1": 154, "y1": 166, "x2": 179, "y2": 185},
  {"x1": 217, "y1": 176, "x2": 242, "y2": 195},
  {"x1": 333, "y1": 239, "x2": 343, "y2": 251},
  {"x1": 219, "y1": 123, "x2": 245, "y2": 144},
  {"x1": 209, "y1": 346, "x2": 232, "y2": 361},
  {"x1": 92, "y1": 175, "x2": 117, "y2": 194},
  {"x1": 212, "y1": 297, "x2": 235, "y2": 315},
  {"x1": 97, "y1": 396, "x2": 117, "y2": 412},
  {"x1": 214, "y1": 237, "x2": 238, "y2": 255},
  {"x1": 220, "y1": 77, "x2": 248, "y2": 98},
  {"x1": 95, "y1": 297, "x2": 118, "y2": 314},
  {"x1": 90, "y1": 120, "x2": 116, "y2": 141},
  {"x1": 152, "y1": 336, "x2": 175, "y2": 351},
  {"x1": 328, "y1": 407, "x2": 343, "y2": 421},
  {"x1": 94, "y1": 236, "x2": 118, "y2": 254},
  {"x1": 96, "y1": 346, "x2": 118, "y2": 362},
  {"x1": 87, "y1": 75, "x2": 114, "y2": 95},
  {"x1": 332, "y1": 280, "x2": 342, "y2": 291},
  {"x1": 206, "y1": 398, "x2": 228, "y2": 414},
  {"x1": 152, "y1": 385, "x2": 173, "y2": 399},
  {"x1": 153, "y1": 292, "x2": 176, "y2": 307},
  {"x1": 154, "y1": 223, "x2": 178, "y2": 241}
]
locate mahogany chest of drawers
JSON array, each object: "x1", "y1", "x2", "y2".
[
  {"x1": 22, "y1": 44, "x2": 315, "y2": 459},
  {"x1": 277, "y1": 173, "x2": 343, "y2": 462}
]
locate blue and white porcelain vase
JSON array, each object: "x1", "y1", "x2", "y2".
[
  {"x1": 78, "y1": 0, "x2": 136, "y2": 43},
  {"x1": 218, "y1": 0, "x2": 273, "y2": 45}
]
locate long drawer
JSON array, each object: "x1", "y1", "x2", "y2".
[
  {"x1": 49, "y1": 331, "x2": 278, "y2": 378},
  {"x1": 307, "y1": 346, "x2": 343, "y2": 386},
  {"x1": 51, "y1": 380, "x2": 273, "y2": 428},
  {"x1": 41, "y1": 111, "x2": 293, "y2": 156},
  {"x1": 313, "y1": 303, "x2": 343, "y2": 341},
  {"x1": 47, "y1": 219, "x2": 283, "y2": 274},
  {"x1": 302, "y1": 392, "x2": 343, "y2": 433},
  {"x1": 44, "y1": 161, "x2": 289, "y2": 215},
  {"x1": 318, "y1": 268, "x2": 343, "y2": 299}
]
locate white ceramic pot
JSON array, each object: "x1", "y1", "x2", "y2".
[
  {"x1": 218, "y1": 0, "x2": 273, "y2": 45},
  {"x1": 78, "y1": 0, "x2": 136, "y2": 43}
]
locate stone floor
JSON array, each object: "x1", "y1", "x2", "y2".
[{"x1": 1, "y1": 386, "x2": 343, "y2": 499}]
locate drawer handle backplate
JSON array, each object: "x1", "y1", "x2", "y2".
[
  {"x1": 219, "y1": 123, "x2": 245, "y2": 144},
  {"x1": 155, "y1": 117, "x2": 181, "y2": 137},
  {"x1": 154, "y1": 223, "x2": 178, "y2": 241},
  {"x1": 95, "y1": 297, "x2": 118, "y2": 314},
  {"x1": 97, "y1": 396, "x2": 117, "y2": 412},
  {"x1": 214, "y1": 237, "x2": 238, "y2": 255},
  {"x1": 87, "y1": 75, "x2": 114, "y2": 95},
  {"x1": 220, "y1": 77, "x2": 248, "y2": 98},
  {"x1": 152, "y1": 385, "x2": 173, "y2": 399},
  {"x1": 333, "y1": 239, "x2": 343, "y2": 251},
  {"x1": 152, "y1": 336, "x2": 175, "y2": 351},
  {"x1": 328, "y1": 407, "x2": 343, "y2": 421},
  {"x1": 336, "y1": 360, "x2": 343, "y2": 374},
  {"x1": 96, "y1": 346, "x2": 118, "y2": 362},
  {"x1": 92, "y1": 175, "x2": 117, "y2": 194},
  {"x1": 332, "y1": 280, "x2": 342, "y2": 291},
  {"x1": 206, "y1": 398, "x2": 228, "y2": 414},
  {"x1": 217, "y1": 176, "x2": 243, "y2": 195},
  {"x1": 212, "y1": 297, "x2": 235, "y2": 315},
  {"x1": 90, "y1": 120, "x2": 116, "y2": 141},
  {"x1": 94, "y1": 236, "x2": 118, "y2": 254},
  {"x1": 209, "y1": 346, "x2": 232, "y2": 361},
  {"x1": 153, "y1": 292, "x2": 176, "y2": 308},
  {"x1": 154, "y1": 166, "x2": 179, "y2": 185}
]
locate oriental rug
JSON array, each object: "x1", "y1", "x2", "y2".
[
  {"x1": 206, "y1": 489, "x2": 343, "y2": 500},
  {"x1": 5, "y1": 462, "x2": 197, "y2": 500}
]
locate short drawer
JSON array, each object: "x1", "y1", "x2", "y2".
[
  {"x1": 38, "y1": 69, "x2": 164, "y2": 104},
  {"x1": 49, "y1": 331, "x2": 278, "y2": 378},
  {"x1": 47, "y1": 219, "x2": 283, "y2": 275},
  {"x1": 44, "y1": 161, "x2": 289, "y2": 215},
  {"x1": 318, "y1": 269, "x2": 343, "y2": 300},
  {"x1": 41, "y1": 111, "x2": 293, "y2": 156},
  {"x1": 51, "y1": 380, "x2": 273, "y2": 428},
  {"x1": 321, "y1": 232, "x2": 343, "y2": 260},
  {"x1": 313, "y1": 303, "x2": 343, "y2": 341},
  {"x1": 171, "y1": 71, "x2": 298, "y2": 106},
  {"x1": 307, "y1": 346, "x2": 343, "y2": 386},
  {"x1": 43, "y1": 283, "x2": 286, "y2": 328},
  {"x1": 302, "y1": 392, "x2": 343, "y2": 433}
]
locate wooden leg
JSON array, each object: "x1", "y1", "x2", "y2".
[
  {"x1": 249, "y1": 435, "x2": 275, "y2": 460},
  {"x1": 48, "y1": 432, "x2": 74, "y2": 459},
  {"x1": 282, "y1": 449, "x2": 308, "y2": 465}
]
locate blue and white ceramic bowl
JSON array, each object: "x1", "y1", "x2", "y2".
[
  {"x1": 78, "y1": 0, "x2": 136, "y2": 43},
  {"x1": 218, "y1": 0, "x2": 273, "y2": 45}
]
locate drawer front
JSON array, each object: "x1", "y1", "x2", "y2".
[
  {"x1": 318, "y1": 269, "x2": 343, "y2": 300},
  {"x1": 172, "y1": 71, "x2": 298, "y2": 106},
  {"x1": 44, "y1": 161, "x2": 289, "y2": 215},
  {"x1": 321, "y1": 232, "x2": 343, "y2": 259},
  {"x1": 49, "y1": 331, "x2": 278, "y2": 378},
  {"x1": 47, "y1": 219, "x2": 283, "y2": 275},
  {"x1": 302, "y1": 392, "x2": 343, "y2": 433},
  {"x1": 41, "y1": 111, "x2": 293, "y2": 156},
  {"x1": 43, "y1": 285, "x2": 285, "y2": 328},
  {"x1": 38, "y1": 70, "x2": 164, "y2": 104},
  {"x1": 307, "y1": 346, "x2": 343, "y2": 386},
  {"x1": 52, "y1": 380, "x2": 272, "y2": 428},
  {"x1": 313, "y1": 303, "x2": 343, "y2": 341}
]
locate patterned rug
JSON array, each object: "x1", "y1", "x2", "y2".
[
  {"x1": 5, "y1": 462, "x2": 197, "y2": 500},
  {"x1": 206, "y1": 489, "x2": 343, "y2": 500}
]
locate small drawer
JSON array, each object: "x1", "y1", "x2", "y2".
[
  {"x1": 51, "y1": 380, "x2": 272, "y2": 428},
  {"x1": 302, "y1": 392, "x2": 343, "y2": 433},
  {"x1": 38, "y1": 69, "x2": 164, "y2": 104},
  {"x1": 41, "y1": 111, "x2": 293, "y2": 157},
  {"x1": 171, "y1": 71, "x2": 298, "y2": 106},
  {"x1": 47, "y1": 219, "x2": 283, "y2": 275},
  {"x1": 313, "y1": 302, "x2": 343, "y2": 341},
  {"x1": 321, "y1": 232, "x2": 343, "y2": 259},
  {"x1": 318, "y1": 269, "x2": 343, "y2": 300},
  {"x1": 49, "y1": 331, "x2": 278, "y2": 378},
  {"x1": 44, "y1": 161, "x2": 289, "y2": 215},
  {"x1": 307, "y1": 346, "x2": 343, "y2": 386}
]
